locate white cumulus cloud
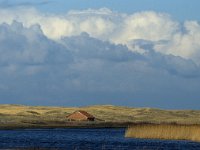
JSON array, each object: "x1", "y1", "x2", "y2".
[{"x1": 0, "y1": 7, "x2": 200, "y2": 64}]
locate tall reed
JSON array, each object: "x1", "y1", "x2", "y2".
[{"x1": 125, "y1": 124, "x2": 200, "y2": 142}]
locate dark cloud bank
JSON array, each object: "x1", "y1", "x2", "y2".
[{"x1": 0, "y1": 21, "x2": 200, "y2": 109}]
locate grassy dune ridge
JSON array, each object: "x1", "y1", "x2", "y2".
[
  {"x1": 1, "y1": 104, "x2": 200, "y2": 129},
  {"x1": 125, "y1": 124, "x2": 200, "y2": 142}
]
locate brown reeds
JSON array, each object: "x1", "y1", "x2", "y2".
[{"x1": 125, "y1": 124, "x2": 200, "y2": 142}]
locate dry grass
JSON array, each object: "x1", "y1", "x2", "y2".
[
  {"x1": 125, "y1": 124, "x2": 200, "y2": 142},
  {"x1": 1, "y1": 104, "x2": 200, "y2": 128}
]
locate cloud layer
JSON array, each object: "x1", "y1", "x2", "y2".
[
  {"x1": 1, "y1": 8, "x2": 200, "y2": 63},
  {"x1": 0, "y1": 8, "x2": 200, "y2": 109}
]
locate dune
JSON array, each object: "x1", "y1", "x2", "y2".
[{"x1": 1, "y1": 104, "x2": 200, "y2": 129}]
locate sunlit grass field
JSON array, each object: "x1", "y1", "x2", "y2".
[
  {"x1": 125, "y1": 124, "x2": 200, "y2": 142},
  {"x1": 1, "y1": 104, "x2": 200, "y2": 128}
]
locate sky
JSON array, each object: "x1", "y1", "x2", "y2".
[
  {"x1": 27, "y1": 0, "x2": 200, "y2": 21},
  {"x1": 0, "y1": 0, "x2": 200, "y2": 109}
]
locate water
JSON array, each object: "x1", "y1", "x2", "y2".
[{"x1": 0, "y1": 128, "x2": 200, "y2": 149}]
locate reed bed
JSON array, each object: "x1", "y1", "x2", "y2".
[{"x1": 125, "y1": 124, "x2": 200, "y2": 142}]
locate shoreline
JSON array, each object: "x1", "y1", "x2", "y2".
[
  {"x1": 0, "y1": 121, "x2": 131, "y2": 130},
  {"x1": 2, "y1": 122, "x2": 200, "y2": 130}
]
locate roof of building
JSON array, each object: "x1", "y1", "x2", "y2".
[
  {"x1": 77, "y1": 110, "x2": 95, "y2": 118},
  {"x1": 67, "y1": 110, "x2": 95, "y2": 119}
]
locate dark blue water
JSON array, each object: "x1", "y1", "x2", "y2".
[{"x1": 0, "y1": 128, "x2": 200, "y2": 150}]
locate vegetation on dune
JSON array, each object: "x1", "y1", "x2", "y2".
[
  {"x1": 125, "y1": 124, "x2": 200, "y2": 142},
  {"x1": 1, "y1": 104, "x2": 200, "y2": 128}
]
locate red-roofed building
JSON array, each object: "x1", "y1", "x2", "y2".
[{"x1": 66, "y1": 110, "x2": 95, "y2": 121}]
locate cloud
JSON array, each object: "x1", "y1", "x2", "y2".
[
  {"x1": 61, "y1": 32, "x2": 141, "y2": 62},
  {"x1": 0, "y1": 8, "x2": 200, "y2": 108},
  {"x1": 0, "y1": 21, "x2": 72, "y2": 74},
  {"x1": 61, "y1": 33, "x2": 200, "y2": 78},
  {"x1": 0, "y1": 7, "x2": 200, "y2": 65}
]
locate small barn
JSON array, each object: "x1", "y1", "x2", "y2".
[{"x1": 66, "y1": 110, "x2": 95, "y2": 121}]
